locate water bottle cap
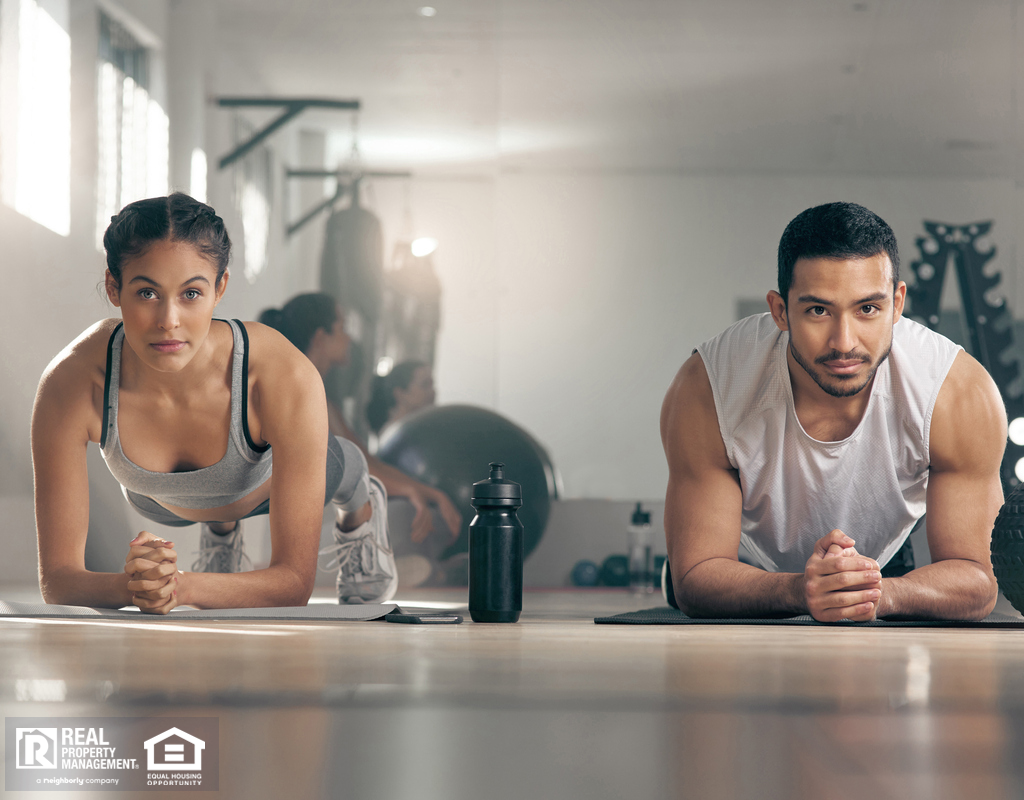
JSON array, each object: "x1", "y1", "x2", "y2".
[
  {"x1": 631, "y1": 502, "x2": 650, "y2": 525},
  {"x1": 471, "y1": 462, "x2": 522, "y2": 505}
]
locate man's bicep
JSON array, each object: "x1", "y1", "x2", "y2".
[
  {"x1": 925, "y1": 476, "x2": 1000, "y2": 560},
  {"x1": 662, "y1": 354, "x2": 744, "y2": 577},
  {"x1": 665, "y1": 464, "x2": 744, "y2": 577},
  {"x1": 926, "y1": 352, "x2": 1006, "y2": 564}
]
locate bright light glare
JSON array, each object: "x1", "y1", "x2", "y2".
[
  {"x1": 147, "y1": 99, "x2": 169, "y2": 198},
  {"x1": 5, "y1": 0, "x2": 71, "y2": 236},
  {"x1": 1010, "y1": 417, "x2": 1024, "y2": 446},
  {"x1": 95, "y1": 62, "x2": 169, "y2": 250},
  {"x1": 411, "y1": 237, "x2": 438, "y2": 257},
  {"x1": 418, "y1": 6, "x2": 437, "y2": 17},
  {"x1": 240, "y1": 182, "x2": 270, "y2": 283},
  {"x1": 16, "y1": 678, "x2": 67, "y2": 702},
  {"x1": 376, "y1": 356, "x2": 394, "y2": 377},
  {"x1": 190, "y1": 148, "x2": 208, "y2": 203},
  {"x1": 1016, "y1": 457, "x2": 1024, "y2": 483},
  {"x1": 95, "y1": 61, "x2": 118, "y2": 249},
  {"x1": 904, "y1": 644, "x2": 931, "y2": 706},
  {"x1": 3, "y1": 617, "x2": 296, "y2": 636},
  {"x1": 330, "y1": 131, "x2": 495, "y2": 165}
]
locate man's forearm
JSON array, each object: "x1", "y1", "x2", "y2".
[
  {"x1": 877, "y1": 559, "x2": 998, "y2": 621},
  {"x1": 674, "y1": 557, "x2": 807, "y2": 618}
]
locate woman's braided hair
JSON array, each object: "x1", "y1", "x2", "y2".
[{"x1": 103, "y1": 193, "x2": 232, "y2": 288}]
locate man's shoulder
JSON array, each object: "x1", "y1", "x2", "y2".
[
  {"x1": 892, "y1": 316, "x2": 961, "y2": 355},
  {"x1": 702, "y1": 312, "x2": 780, "y2": 348},
  {"x1": 698, "y1": 313, "x2": 785, "y2": 394},
  {"x1": 889, "y1": 317, "x2": 963, "y2": 395}
]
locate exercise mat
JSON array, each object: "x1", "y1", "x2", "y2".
[
  {"x1": 595, "y1": 607, "x2": 1024, "y2": 627},
  {"x1": 0, "y1": 599, "x2": 396, "y2": 621}
]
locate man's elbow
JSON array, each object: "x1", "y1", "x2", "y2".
[
  {"x1": 972, "y1": 572, "x2": 999, "y2": 620},
  {"x1": 962, "y1": 559, "x2": 999, "y2": 620},
  {"x1": 942, "y1": 564, "x2": 998, "y2": 621},
  {"x1": 672, "y1": 578, "x2": 723, "y2": 619}
]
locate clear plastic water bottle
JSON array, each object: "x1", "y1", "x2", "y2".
[
  {"x1": 469, "y1": 462, "x2": 523, "y2": 622},
  {"x1": 628, "y1": 502, "x2": 654, "y2": 594}
]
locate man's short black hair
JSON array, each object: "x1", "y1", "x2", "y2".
[{"x1": 777, "y1": 202, "x2": 900, "y2": 304}]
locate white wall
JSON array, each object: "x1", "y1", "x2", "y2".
[
  {"x1": 0, "y1": 0, "x2": 318, "y2": 580},
  {"x1": 362, "y1": 170, "x2": 1022, "y2": 501},
  {"x1": 488, "y1": 172, "x2": 1020, "y2": 499},
  {"x1": 0, "y1": 0, "x2": 111, "y2": 581},
  {"x1": 2, "y1": 2, "x2": 1021, "y2": 585}
]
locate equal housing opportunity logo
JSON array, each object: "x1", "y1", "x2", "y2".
[
  {"x1": 5, "y1": 717, "x2": 218, "y2": 792},
  {"x1": 144, "y1": 727, "x2": 206, "y2": 771}
]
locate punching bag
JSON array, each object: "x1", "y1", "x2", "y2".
[{"x1": 319, "y1": 185, "x2": 384, "y2": 441}]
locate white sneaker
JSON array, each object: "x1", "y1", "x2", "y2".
[
  {"x1": 320, "y1": 476, "x2": 398, "y2": 604},
  {"x1": 192, "y1": 522, "x2": 250, "y2": 573}
]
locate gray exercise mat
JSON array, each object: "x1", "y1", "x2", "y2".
[
  {"x1": 0, "y1": 599, "x2": 396, "y2": 621},
  {"x1": 595, "y1": 607, "x2": 1024, "y2": 627}
]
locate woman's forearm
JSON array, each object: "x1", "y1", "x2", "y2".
[
  {"x1": 40, "y1": 567, "x2": 135, "y2": 609},
  {"x1": 176, "y1": 564, "x2": 314, "y2": 610}
]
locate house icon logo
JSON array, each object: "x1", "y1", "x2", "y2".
[
  {"x1": 15, "y1": 728, "x2": 57, "y2": 769},
  {"x1": 144, "y1": 727, "x2": 206, "y2": 771}
]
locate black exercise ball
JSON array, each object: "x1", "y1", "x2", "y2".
[
  {"x1": 377, "y1": 404, "x2": 558, "y2": 559},
  {"x1": 991, "y1": 481, "x2": 1024, "y2": 613}
]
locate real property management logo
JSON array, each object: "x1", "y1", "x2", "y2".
[
  {"x1": 6, "y1": 717, "x2": 219, "y2": 792},
  {"x1": 16, "y1": 728, "x2": 58, "y2": 769}
]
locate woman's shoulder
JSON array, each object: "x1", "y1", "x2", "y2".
[
  {"x1": 239, "y1": 320, "x2": 321, "y2": 384},
  {"x1": 239, "y1": 319, "x2": 301, "y2": 361},
  {"x1": 40, "y1": 319, "x2": 121, "y2": 384},
  {"x1": 237, "y1": 321, "x2": 326, "y2": 438},
  {"x1": 34, "y1": 319, "x2": 120, "y2": 433}
]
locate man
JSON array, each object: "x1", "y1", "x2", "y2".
[{"x1": 661, "y1": 202, "x2": 1005, "y2": 621}]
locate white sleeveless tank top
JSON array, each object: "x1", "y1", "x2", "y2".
[{"x1": 696, "y1": 313, "x2": 961, "y2": 573}]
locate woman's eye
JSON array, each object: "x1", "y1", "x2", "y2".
[
  {"x1": 138, "y1": 289, "x2": 156, "y2": 300},
  {"x1": 184, "y1": 289, "x2": 201, "y2": 301}
]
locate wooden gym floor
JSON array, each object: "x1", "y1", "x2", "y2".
[{"x1": 3, "y1": 586, "x2": 1024, "y2": 799}]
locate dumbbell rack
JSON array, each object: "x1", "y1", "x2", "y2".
[{"x1": 905, "y1": 221, "x2": 1024, "y2": 488}]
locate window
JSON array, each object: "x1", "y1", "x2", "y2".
[
  {"x1": 95, "y1": 10, "x2": 167, "y2": 249},
  {"x1": 0, "y1": 0, "x2": 71, "y2": 236},
  {"x1": 232, "y1": 117, "x2": 272, "y2": 282}
]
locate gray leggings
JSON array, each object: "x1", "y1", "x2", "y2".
[{"x1": 123, "y1": 436, "x2": 370, "y2": 528}]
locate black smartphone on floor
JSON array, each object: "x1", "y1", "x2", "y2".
[{"x1": 385, "y1": 611, "x2": 463, "y2": 624}]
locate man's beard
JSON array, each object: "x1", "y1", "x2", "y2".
[{"x1": 789, "y1": 337, "x2": 892, "y2": 399}]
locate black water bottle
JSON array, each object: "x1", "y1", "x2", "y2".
[{"x1": 469, "y1": 462, "x2": 523, "y2": 623}]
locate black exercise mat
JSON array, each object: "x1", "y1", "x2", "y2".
[
  {"x1": 595, "y1": 607, "x2": 1024, "y2": 627},
  {"x1": 0, "y1": 599, "x2": 397, "y2": 621}
]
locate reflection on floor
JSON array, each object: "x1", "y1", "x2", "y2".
[{"x1": 2, "y1": 587, "x2": 1024, "y2": 799}]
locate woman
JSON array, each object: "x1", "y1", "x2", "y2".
[
  {"x1": 31, "y1": 194, "x2": 395, "y2": 614},
  {"x1": 259, "y1": 294, "x2": 461, "y2": 546},
  {"x1": 367, "y1": 360, "x2": 436, "y2": 438}
]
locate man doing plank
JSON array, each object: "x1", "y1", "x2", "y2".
[{"x1": 661, "y1": 202, "x2": 1005, "y2": 621}]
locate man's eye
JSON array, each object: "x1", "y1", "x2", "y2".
[{"x1": 809, "y1": 306, "x2": 826, "y2": 316}]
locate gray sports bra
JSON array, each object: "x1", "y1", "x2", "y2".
[{"x1": 99, "y1": 319, "x2": 274, "y2": 509}]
